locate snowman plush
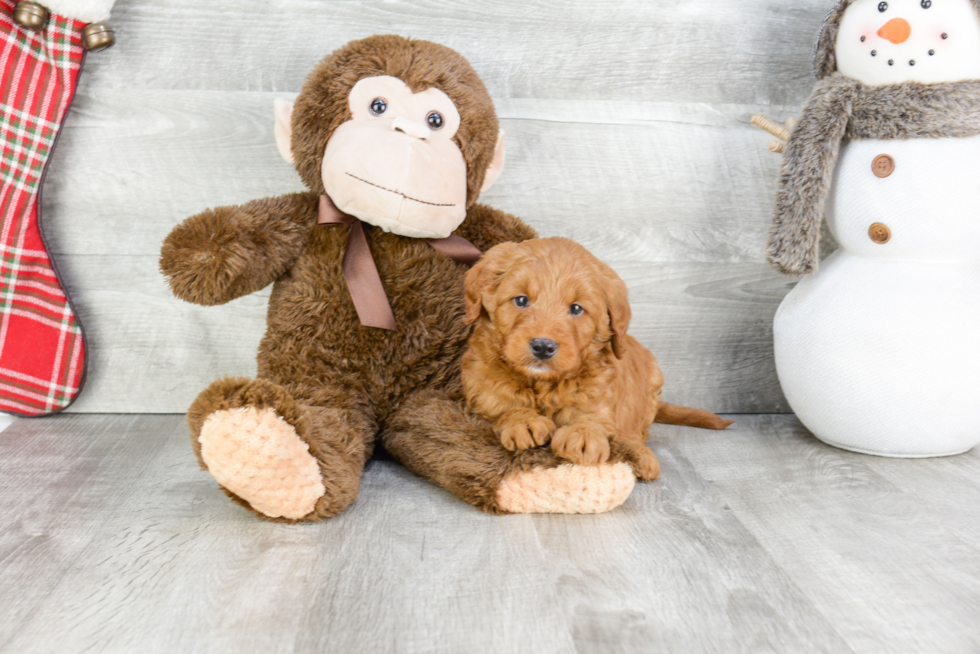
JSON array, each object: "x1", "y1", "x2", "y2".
[{"x1": 765, "y1": 0, "x2": 980, "y2": 456}]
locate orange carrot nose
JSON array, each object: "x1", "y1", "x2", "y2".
[{"x1": 878, "y1": 17, "x2": 911, "y2": 44}]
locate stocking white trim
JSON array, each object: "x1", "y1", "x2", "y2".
[{"x1": 42, "y1": 0, "x2": 114, "y2": 23}]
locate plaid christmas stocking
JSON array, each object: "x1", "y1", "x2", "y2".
[{"x1": 0, "y1": 2, "x2": 87, "y2": 416}]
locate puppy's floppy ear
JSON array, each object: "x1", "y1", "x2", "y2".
[
  {"x1": 464, "y1": 241, "x2": 520, "y2": 325},
  {"x1": 598, "y1": 263, "x2": 631, "y2": 358}
]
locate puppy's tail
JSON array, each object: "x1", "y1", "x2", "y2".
[{"x1": 655, "y1": 403, "x2": 733, "y2": 430}]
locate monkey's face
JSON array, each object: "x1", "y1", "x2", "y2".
[{"x1": 321, "y1": 76, "x2": 468, "y2": 239}]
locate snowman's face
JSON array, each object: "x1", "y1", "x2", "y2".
[{"x1": 835, "y1": 0, "x2": 980, "y2": 85}]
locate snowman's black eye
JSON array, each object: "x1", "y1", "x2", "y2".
[
  {"x1": 879, "y1": 2, "x2": 888, "y2": 11},
  {"x1": 370, "y1": 98, "x2": 387, "y2": 116},
  {"x1": 861, "y1": 35, "x2": 866, "y2": 42},
  {"x1": 942, "y1": 32, "x2": 949, "y2": 39},
  {"x1": 921, "y1": 0, "x2": 931, "y2": 7}
]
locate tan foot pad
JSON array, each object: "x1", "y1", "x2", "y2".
[
  {"x1": 497, "y1": 462, "x2": 635, "y2": 514},
  {"x1": 199, "y1": 407, "x2": 325, "y2": 520}
]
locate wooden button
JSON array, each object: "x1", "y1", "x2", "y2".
[
  {"x1": 869, "y1": 223, "x2": 891, "y2": 244},
  {"x1": 872, "y1": 154, "x2": 895, "y2": 178}
]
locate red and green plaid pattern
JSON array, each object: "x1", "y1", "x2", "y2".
[{"x1": 0, "y1": 1, "x2": 85, "y2": 416}]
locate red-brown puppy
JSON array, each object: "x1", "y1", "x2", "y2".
[{"x1": 462, "y1": 237, "x2": 732, "y2": 480}]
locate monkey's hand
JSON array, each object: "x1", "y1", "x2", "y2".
[{"x1": 160, "y1": 193, "x2": 317, "y2": 305}]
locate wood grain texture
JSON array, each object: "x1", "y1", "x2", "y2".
[
  {"x1": 34, "y1": 0, "x2": 828, "y2": 412},
  {"x1": 57, "y1": 254, "x2": 790, "y2": 413},
  {"x1": 83, "y1": 0, "x2": 828, "y2": 103},
  {"x1": 2, "y1": 414, "x2": 979, "y2": 653}
]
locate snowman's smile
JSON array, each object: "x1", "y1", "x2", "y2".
[
  {"x1": 863, "y1": 12, "x2": 945, "y2": 68},
  {"x1": 863, "y1": 8, "x2": 945, "y2": 69},
  {"x1": 834, "y1": 0, "x2": 980, "y2": 86}
]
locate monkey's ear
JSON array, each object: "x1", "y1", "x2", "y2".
[
  {"x1": 273, "y1": 98, "x2": 294, "y2": 165},
  {"x1": 480, "y1": 130, "x2": 506, "y2": 193}
]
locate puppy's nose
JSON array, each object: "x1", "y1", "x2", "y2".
[{"x1": 530, "y1": 338, "x2": 558, "y2": 360}]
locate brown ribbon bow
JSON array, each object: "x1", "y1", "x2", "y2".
[{"x1": 317, "y1": 195, "x2": 482, "y2": 331}]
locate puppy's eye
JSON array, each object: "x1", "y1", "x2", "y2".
[
  {"x1": 370, "y1": 98, "x2": 387, "y2": 116},
  {"x1": 514, "y1": 296, "x2": 530, "y2": 308},
  {"x1": 570, "y1": 304, "x2": 585, "y2": 316}
]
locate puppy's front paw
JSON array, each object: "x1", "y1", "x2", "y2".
[
  {"x1": 552, "y1": 423, "x2": 611, "y2": 466},
  {"x1": 632, "y1": 447, "x2": 661, "y2": 481},
  {"x1": 498, "y1": 414, "x2": 556, "y2": 451}
]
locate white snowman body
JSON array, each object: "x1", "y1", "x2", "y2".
[
  {"x1": 773, "y1": 0, "x2": 980, "y2": 456},
  {"x1": 775, "y1": 137, "x2": 980, "y2": 456}
]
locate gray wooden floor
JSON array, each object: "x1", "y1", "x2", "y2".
[{"x1": 2, "y1": 415, "x2": 978, "y2": 654}]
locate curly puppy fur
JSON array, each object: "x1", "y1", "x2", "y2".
[
  {"x1": 770, "y1": 1, "x2": 980, "y2": 277},
  {"x1": 161, "y1": 36, "x2": 659, "y2": 520},
  {"x1": 461, "y1": 238, "x2": 732, "y2": 482}
]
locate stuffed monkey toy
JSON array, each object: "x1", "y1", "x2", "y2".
[{"x1": 161, "y1": 36, "x2": 645, "y2": 521}]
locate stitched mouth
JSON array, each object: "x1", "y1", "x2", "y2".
[{"x1": 345, "y1": 173, "x2": 456, "y2": 207}]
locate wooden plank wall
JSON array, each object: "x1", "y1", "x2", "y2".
[{"x1": 43, "y1": 0, "x2": 832, "y2": 414}]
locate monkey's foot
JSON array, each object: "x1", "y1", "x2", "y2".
[
  {"x1": 199, "y1": 406, "x2": 325, "y2": 520},
  {"x1": 496, "y1": 462, "x2": 635, "y2": 514}
]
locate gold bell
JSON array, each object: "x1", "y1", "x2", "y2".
[
  {"x1": 81, "y1": 22, "x2": 115, "y2": 52},
  {"x1": 13, "y1": 1, "x2": 49, "y2": 30}
]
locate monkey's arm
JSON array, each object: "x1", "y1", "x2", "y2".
[
  {"x1": 160, "y1": 192, "x2": 319, "y2": 306},
  {"x1": 454, "y1": 203, "x2": 537, "y2": 252}
]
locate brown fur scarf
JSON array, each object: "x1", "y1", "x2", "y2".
[{"x1": 768, "y1": 74, "x2": 980, "y2": 275}]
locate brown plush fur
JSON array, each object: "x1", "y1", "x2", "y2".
[
  {"x1": 290, "y1": 35, "x2": 499, "y2": 208},
  {"x1": 461, "y1": 238, "x2": 732, "y2": 482},
  {"x1": 161, "y1": 36, "x2": 654, "y2": 521}
]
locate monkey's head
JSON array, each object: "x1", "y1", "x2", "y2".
[{"x1": 274, "y1": 35, "x2": 506, "y2": 239}]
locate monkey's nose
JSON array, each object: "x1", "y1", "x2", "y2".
[
  {"x1": 878, "y1": 17, "x2": 911, "y2": 44},
  {"x1": 530, "y1": 338, "x2": 558, "y2": 360},
  {"x1": 391, "y1": 116, "x2": 429, "y2": 140}
]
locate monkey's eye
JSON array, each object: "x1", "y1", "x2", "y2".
[
  {"x1": 427, "y1": 111, "x2": 444, "y2": 130},
  {"x1": 370, "y1": 98, "x2": 387, "y2": 116},
  {"x1": 570, "y1": 304, "x2": 585, "y2": 316},
  {"x1": 514, "y1": 296, "x2": 530, "y2": 309},
  {"x1": 878, "y1": 1, "x2": 888, "y2": 11},
  {"x1": 921, "y1": 0, "x2": 931, "y2": 6}
]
